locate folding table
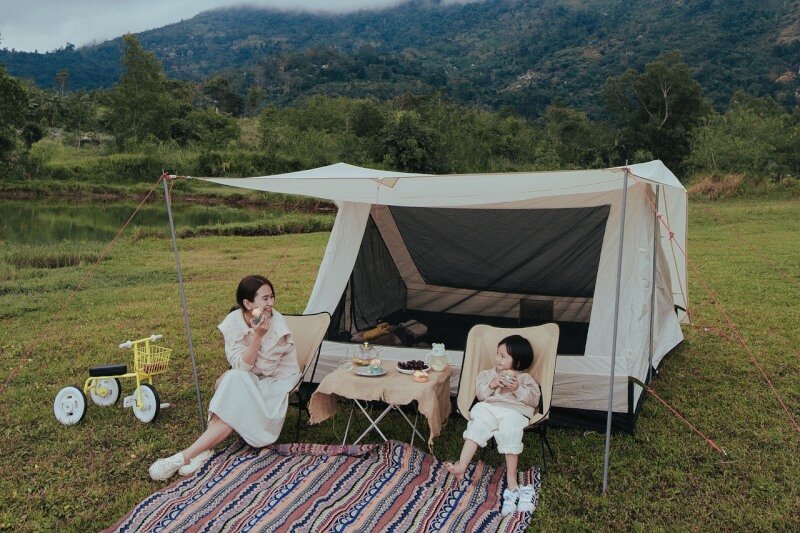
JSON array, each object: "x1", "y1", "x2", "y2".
[{"x1": 308, "y1": 365, "x2": 453, "y2": 448}]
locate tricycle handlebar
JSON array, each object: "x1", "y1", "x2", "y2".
[{"x1": 119, "y1": 334, "x2": 164, "y2": 349}]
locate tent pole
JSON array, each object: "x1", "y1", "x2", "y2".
[
  {"x1": 162, "y1": 176, "x2": 206, "y2": 432},
  {"x1": 647, "y1": 185, "x2": 661, "y2": 383},
  {"x1": 602, "y1": 167, "x2": 629, "y2": 494}
]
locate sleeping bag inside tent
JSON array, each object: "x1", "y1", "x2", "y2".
[{"x1": 200, "y1": 161, "x2": 688, "y2": 432}]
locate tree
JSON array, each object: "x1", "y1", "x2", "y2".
[
  {"x1": 543, "y1": 103, "x2": 617, "y2": 168},
  {"x1": 688, "y1": 95, "x2": 798, "y2": 180},
  {"x1": 246, "y1": 85, "x2": 266, "y2": 116},
  {"x1": 380, "y1": 110, "x2": 443, "y2": 173},
  {"x1": 28, "y1": 89, "x2": 64, "y2": 128},
  {"x1": 603, "y1": 51, "x2": 711, "y2": 173},
  {"x1": 203, "y1": 75, "x2": 245, "y2": 116},
  {"x1": 0, "y1": 65, "x2": 28, "y2": 164},
  {"x1": 21, "y1": 122, "x2": 43, "y2": 148},
  {"x1": 174, "y1": 108, "x2": 241, "y2": 147},
  {"x1": 63, "y1": 91, "x2": 96, "y2": 143},
  {"x1": 55, "y1": 68, "x2": 70, "y2": 97},
  {"x1": 109, "y1": 34, "x2": 177, "y2": 146}
]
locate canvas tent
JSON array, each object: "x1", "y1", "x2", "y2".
[{"x1": 200, "y1": 160, "x2": 687, "y2": 431}]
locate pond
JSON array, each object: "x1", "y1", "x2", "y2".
[{"x1": 0, "y1": 198, "x2": 274, "y2": 244}]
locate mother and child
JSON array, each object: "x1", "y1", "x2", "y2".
[
  {"x1": 445, "y1": 334, "x2": 541, "y2": 515},
  {"x1": 149, "y1": 274, "x2": 540, "y2": 516},
  {"x1": 149, "y1": 274, "x2": 298, "y2": 480}
]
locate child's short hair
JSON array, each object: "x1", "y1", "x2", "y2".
[{"x1": 499, "y1": 335, "x2": 534, "y2": 371}]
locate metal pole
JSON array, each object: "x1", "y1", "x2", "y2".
[
  {"x1": 647, "y1": 185, "x2": 661, "y2": 383},
  {"x1": 162, "y1": 176, "x2": 206, "y2": 432},
  {"x1": 602, "y1": 168, "x2": 629, "y2": 494}
]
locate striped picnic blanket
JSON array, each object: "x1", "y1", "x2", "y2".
[{"x1": 109, "y1": 440, "x2": 540, "y2": 532}]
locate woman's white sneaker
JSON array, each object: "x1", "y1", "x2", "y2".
[
  {"x1": 178, "y1": 450, "x2": 214, "y2": 476},
  {"x1": 149, "y1": 452, "x2": 185, "y2": 481}
]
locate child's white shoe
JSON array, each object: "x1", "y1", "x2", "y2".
[
  {"x1": 501, "y1": 487, "x2": 518, "y2": 516},
  {"x1": 517, "y1": 484, "x2": 535, "y2": 513}
]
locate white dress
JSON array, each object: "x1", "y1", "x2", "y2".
[{"x1": 208, "y1": 309, "x2": 300, "y2": 447}]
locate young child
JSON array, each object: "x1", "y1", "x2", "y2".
[{"x1": 445, "y1": 335, "x2": 541, "y2": 515}]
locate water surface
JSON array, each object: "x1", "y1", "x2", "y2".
[{"x1": 0, "y1": 199, "x2": 274, "y2": 244}]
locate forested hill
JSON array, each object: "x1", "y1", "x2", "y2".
[{"x1": 3, "y1": 0, "x2": 800, "y2": 117}]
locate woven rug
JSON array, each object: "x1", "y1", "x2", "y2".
[{"x1": 108, "y1": 440, "x2": 540, "y2": 532}]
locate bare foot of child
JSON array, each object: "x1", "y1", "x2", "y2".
[{"x1": 444, "y1": 461, "x2": 467, "y2": 480}]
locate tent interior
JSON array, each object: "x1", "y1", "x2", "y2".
[{"x1": 330, "y1": 205, "x2": 610, "y2": 357}]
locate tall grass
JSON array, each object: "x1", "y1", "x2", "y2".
[{"x1": 2, "y1": 241, "x2": 106, "y2": 269}]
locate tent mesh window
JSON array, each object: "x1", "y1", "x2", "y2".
[
  {"x1": 336, "y1": 206, "x2": 609, "y2": 354},
  {"x1": 390, "y1": 206, "x2": 609, "y2": 297},
  {"x1": 348, "y1": 217, "x2": 407, "y2": 332}
]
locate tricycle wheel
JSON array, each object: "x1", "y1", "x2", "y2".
[
  {"x1": 90, "y1": 378, "x2": 121, "y2": 406},
  {"x1": 132, "y1": 383, "x2": 160, "y2": 423},
  {"x1": 53, "y1": 386, "x2": 87, "y2": 425}
]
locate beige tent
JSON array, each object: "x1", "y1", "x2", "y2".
[{"x1": 201, "y1": 160, "x2": 687, "y2": 432}]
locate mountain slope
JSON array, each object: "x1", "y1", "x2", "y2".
[{"x1": 2, "y1": 0, "x2": 799, "y2": 116}]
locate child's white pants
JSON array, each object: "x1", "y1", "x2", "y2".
[{"x1": 463, "y1": 402, "x2": 528, "y2": 455}]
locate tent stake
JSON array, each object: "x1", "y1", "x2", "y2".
[
  {"x1": 602, "y1": 167, "x2": 629, "y2": 494},
  {"x1": 163, "y1": 176, "x2": 206, "y2": 432}
]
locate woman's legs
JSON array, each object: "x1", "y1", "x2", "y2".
[{"x1": 181, "y1": 413, "x2": 233, "y2": 462}]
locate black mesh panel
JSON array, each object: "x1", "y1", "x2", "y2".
[
  {"x1": 350, "y1": 217, "x2": 407, "y2": 331},
  {"x1": 389, "y1": 206, "x2": 609, "y2": 298}
]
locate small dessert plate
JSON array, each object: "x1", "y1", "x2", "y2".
[{"x1": 353, "y1": 367, "x2": 387, "y2": 377}]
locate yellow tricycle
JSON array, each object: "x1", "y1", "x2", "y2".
[{"x1": 53, "y1": 334, "x2": 172, "y2": 425}]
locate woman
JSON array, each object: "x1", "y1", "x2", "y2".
[{"x1": 149, "y1": 275, "x2": 300, "y2": 481}]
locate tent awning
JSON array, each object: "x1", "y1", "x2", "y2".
[{"x1": 195, "y1": 161, "x2": 685, "y2": 207}]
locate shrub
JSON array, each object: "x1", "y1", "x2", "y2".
[
  {"x1": 191, "y1": 150, "x2": 303, "y2": 177},
  {"x1": 687, "y1": 173, "x2": 745, "y2": 200}
]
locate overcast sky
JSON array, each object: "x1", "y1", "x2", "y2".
[{"x1": 0, "y1": 0, "x2": 470, "y2": 53}]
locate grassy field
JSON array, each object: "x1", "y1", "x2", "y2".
[{"x1": 0, "y1": 198, "x2": 798, "y2": 530}]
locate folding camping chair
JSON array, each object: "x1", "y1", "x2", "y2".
[
  {"x1": 284, "y1": 312, "x2": 331, "y2": 440},
  {"x1": 456, "y1": 323, "x2": 559, "y2": 471}
]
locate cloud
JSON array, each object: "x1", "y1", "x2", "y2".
[{"x1": 0, "y1": 0, "x2": 480, "y2": 53}]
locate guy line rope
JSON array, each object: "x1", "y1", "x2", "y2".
[
  {"x1": 0, "y1": 173, "x2": 168, "y2": 397},
  {"x1": 627, "y1": 169, "x2": 799, "y2": 435}
]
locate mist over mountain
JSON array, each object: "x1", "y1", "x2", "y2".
[{"x1": 2, "y1": 0, "x2": 799, "y2": 117}]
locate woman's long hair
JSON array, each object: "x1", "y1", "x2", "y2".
[{"x1": 230, "y1": 275, "x2": 275, "y2": 312}]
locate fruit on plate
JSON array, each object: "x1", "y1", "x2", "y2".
[
  {"x1": 413, "y1": 370, "x2": 429, "y2": 383},
  {"x1": 397, "y1": 360, "x2": 427, "y2": 371}
]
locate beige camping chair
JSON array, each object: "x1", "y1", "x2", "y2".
[
  {"x1": 284, "y1": 312, "x2": 331, "y2": 439},
  {"x1": 456, "y1": 323, "x2": 560, "y2": 470}
]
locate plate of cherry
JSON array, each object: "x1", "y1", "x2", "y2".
[{"x1": 397, "y1": 360, "x2": 430, "y2": 375}]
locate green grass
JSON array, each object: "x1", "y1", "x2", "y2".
[
  {"x1": 0, "y1": 198, "x2": 798, "y2": 530},
  {"x1": 1, "y1": 242, "x2": 106, "y2": 270}
]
